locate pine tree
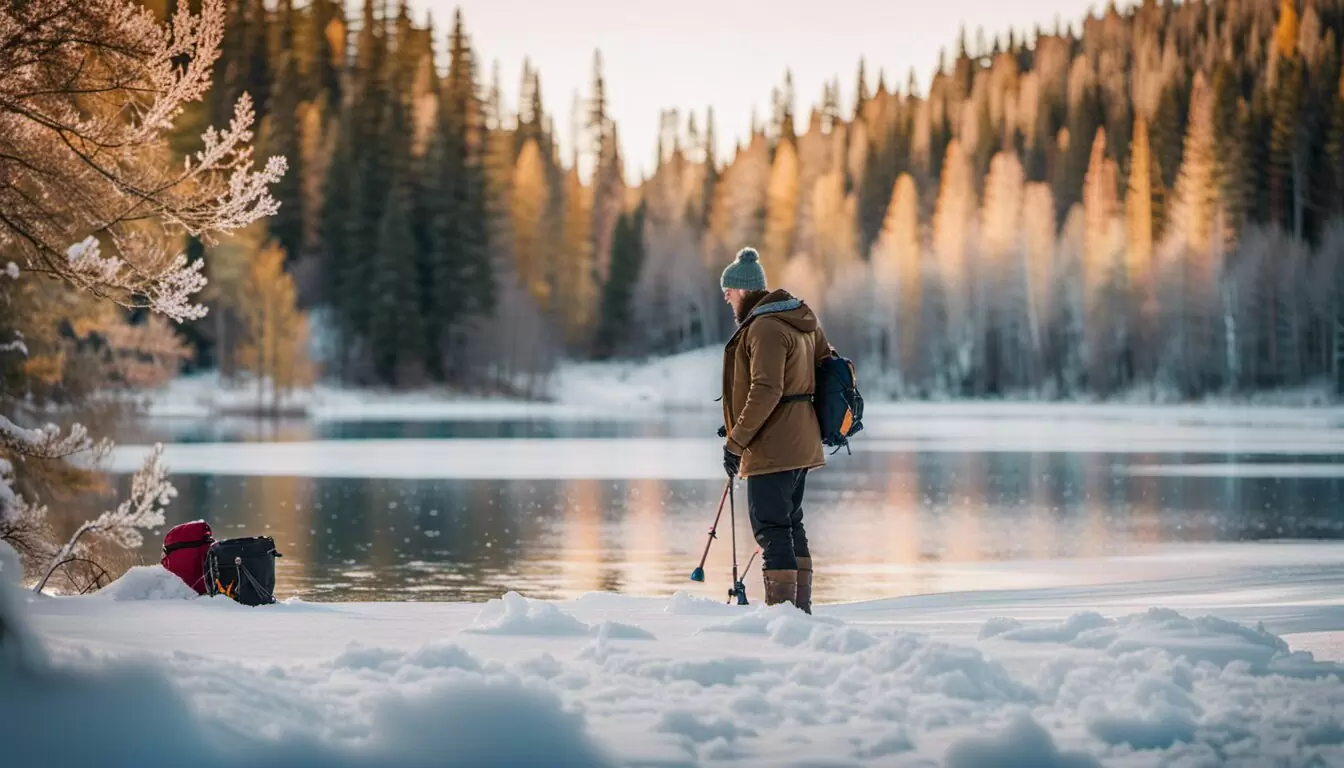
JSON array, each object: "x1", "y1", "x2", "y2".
[
  {"x1": 365, "y1": 3, "x2": 424, "y2": 385},
  {"x1": 1211, "y1": 64, "x2": 1251, "y2": 239},
  {"x1": 482, "y1": 60, "x2": 517, "y2": 287},
  {"x1": 704, "y1": 132, "x2": 770, "y2": 328},
  {"x1": 983, "y1": 151, "x2": 1029, "y2": 391},
  {"x1": 297, "y1": 95, "x2": 331, "y2": 261},
  {"x1": 265, "y1": 0, "x2": 304, "y2": 263},
  {"x1": 1082, "y1": 128, "x2": 1120, "y2": 298},
  {"x1": 304, "y1": 0, "x2": 345, "y2": 106},
  {"x1": 369, "y1": 179, "x2": 424, "y2": 385},
  {"x1": 1170, "y1": 74, "x2": 1219, "y2": 258},
  {"x1": 559, "y1": 166, "x2": 594, "y2": 345},
  {"x1": 871, "y1": 174, "x2": 920, "y2": 378},
  {"x1": 211, "y1": 0, "x2": 249, "y2": 129},
  {"x1": 1328, "y1": 71, "x2": 1344, "y2": 220},
  {"x1": 1126, "y1": 116, "x2": 1154, "y2": 304},
  {"x1": 933, "y1": 138, "x2": 975, "y2": 307},
  {"x1": 594, "y1": 203, "x2": 647, "y2": 358},
  {"x1": 1082, "y1": 128, "x2": 1124, "y2": 392},
  {"x1": 589, "y1": 51, "x2": 624, "y2": 284},
  {"x1": 1022, "y1": 182, "x2": 1055, "y2": 373},
  {"x1": 1269, "y1": 0, "x2": 1302, "y2": 232},
  {"x1": 933, "y1": 138, "x2": 977, "y2": 390},
  {"x1": 700, "y1": 106, "x2": 720, "y2": 233},
  {"x1": 762, "y1": 137, "x2": 799, "y2": 272},
  {"x1": 854, "y1": 57, "x2": 870, "y2": 122},
  {"x1": 1059, "y1": 55, "x2": 1102, "y2": 224},
  {"x1": 773, "y1": 70, "x2": 797, "y2": 144},
  {"x1": 419, "y1": 10, "x2": 493, "y2": 378},
  {"x1": 1306, "y1": 31, "x2": 1340, "y2": 240},
  {"x1": 1150, "y1": 80, "x2": 1183, "y2": 237},
  {"x1": 511, "y1": 139, "x2": 551, "y2": 310},
  {"x1": 244, "y1": 0, "x2": 272, "y2": 120},
  {"x1": 339, "y1": 0, "x2": 391, "y2": 347}
]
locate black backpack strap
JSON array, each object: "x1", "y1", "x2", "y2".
[
  {"x1": 163, "y1": 538, "x2": 213, "y2": 556},
  {"x1": 239, "y1": 564, "x2": 276, "y2": 605}
]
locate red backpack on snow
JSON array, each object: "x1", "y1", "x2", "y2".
[{"x1": 161, "y1": 520, "x2": 214, "y2": 594}]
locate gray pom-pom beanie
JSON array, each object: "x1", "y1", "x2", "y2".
[{"x1": 720, "y1": 247, "x2": 768, "y2": 291}]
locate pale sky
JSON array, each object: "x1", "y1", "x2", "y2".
[{"x1": 415, "y1": 0, "x2": 1113, "y2": 183}]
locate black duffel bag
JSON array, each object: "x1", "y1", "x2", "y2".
[{"x1": 206, "y1": 536, "x2": 282, "y2": 606}]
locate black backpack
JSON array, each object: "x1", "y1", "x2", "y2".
[
  {"x1": 206, "y1": 536, "x2": 282, "y2": 606},
  {"x1": 814, "y1": 352, "x2": 863, "y2": 453}
]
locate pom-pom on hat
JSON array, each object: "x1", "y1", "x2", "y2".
[{"x1": 720, "y1": 247, "x2": 768, "y2": 291}]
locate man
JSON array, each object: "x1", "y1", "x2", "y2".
[{"x1": 719, "y1": 246, "x2": 830, "y2": 612}]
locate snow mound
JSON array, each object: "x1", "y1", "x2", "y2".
[
  {"x1": 361, "y1": 678, "x2": 614, "y2": 767},
  {"x1": 96, "y1": 566, "x2": 199, "y2": 602},
  {"x1": 945, "y1": 713, "x2": 1101, "y2": 768},
  {"x1": 665, "y1": 589, "x2": 741, "y2": 616},
  {"x1": 654, "y1": 708, "x2": 756, "y2": 743},
  {"x1": 998, "y1": 611, "x2": 1112, "y2": 642},
  {"x1": 466, "y1": 592, "x2": 591, "y2": 636},
  {"x1": 590, "y1": 620, "x2": 656, "y2": 640},
  {"x1": 859, "y1": 633, "x2": 1036, "y2": 703},
  {"x1": 603, "y1": 655, "x2": 768, "y2": 687},
  {"x1": 697, "y1": 603, "x2": 872, "y2": 653},
  {"x1": 699, "y1": 603, "x2": 845, "y2": 635},
  {"x1": 979, "y1": 616, "x2": 1026, "y2": 638},
  {"x1": 0, "y1": 540, "x2": 20, "y2": 587},
  {"x1": 853, "y1": 728, "x2": 915, "y2": 758},
  {"x1": 1078, "y1": 608, "x2": 1344, "y2": 674}
]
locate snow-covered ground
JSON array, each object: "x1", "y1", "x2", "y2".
[
  {"x1": 146, "y1": 351, "x2": 1344, "y2": 423},
  {"x1": 142, "y1": 371, "x2": 617, "y2": 422},
  {"x1": 144, "y1": 348, "x2": 724, "y2": 422},
  {"x1": 12, "y1": 544, "x2": 1344, "y2": 767}
]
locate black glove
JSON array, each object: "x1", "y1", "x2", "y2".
[
  {"x1": 723, "y1": 446, "x2": 741, "y2": 478},
  {"x1": 716, "y1": 426, "x2": 727, "y2": 438}
]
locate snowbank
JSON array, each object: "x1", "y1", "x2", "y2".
[
  {"x1": 548, "y1": 346, "x2": 723, "y2": 411},
  {"x1": 15, "y1": 553, "x2": 1344, "y2": 767},
  {"x1": 144, "y1": 372, "x2": 617, "y2": 422},
  {"x1": 95, "y1": 566, "x2": 200, "y2": 602},
  {"x1": 145, "y1": 353, "x2": 1344, "y2": 424}
]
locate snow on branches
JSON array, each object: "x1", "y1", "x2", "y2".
[
  {"x1": 0, "y1": 0, "x2": 286, "y2": 321},
  {"x1": 34, "y1": 444, "x2": 175, "y2": 594},
  {"x1": 0, "y1": 418, "x2": 109, "y2": 569}
]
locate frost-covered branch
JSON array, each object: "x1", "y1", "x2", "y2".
[
  {"x1": 33, "y1": 443, "x2": 174, "y2": 594},
  {"x1": 0, "y1": 458, "x2": 52, "y2": 567},
  {"x1": 0, "y1": 416, "x2": 93, "y2": 461},
  {"x1": 0, "y1": 0, "x2": 286, "y2": 321}
]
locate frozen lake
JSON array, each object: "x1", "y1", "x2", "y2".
[{"x1": 99, "y1": 404, "x2": 1344, "y2": 603}]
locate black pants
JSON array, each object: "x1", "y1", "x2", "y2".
[{"x1": 746, "y1": 469, "x2": 810, "y2": 571}]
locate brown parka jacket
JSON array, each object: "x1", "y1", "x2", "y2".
[{"x1": 722, "y1": 289, "x2": 832, "y2": 478}]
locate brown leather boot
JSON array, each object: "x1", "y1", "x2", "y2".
[
  {"x1": 795, "y1": 557, "x2": 813, "y2": 615},
  {"x1": 762, "y1": 569, "x2": 797, "y2": 607}
]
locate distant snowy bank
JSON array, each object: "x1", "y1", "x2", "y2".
[
  {"x1": 143, "y1": 346, "x2": 1342, "y2": 422},
  {"x1": 11, "y1": 549, "x2": 1344, "y2": 767}
]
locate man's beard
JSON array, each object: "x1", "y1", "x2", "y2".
[{"x1": 733, "y1": 290, "x2": 769, "y2": 324}]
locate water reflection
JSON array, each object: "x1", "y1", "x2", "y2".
[
  {"x1": 128, "y1": 414, "x2": 720, "y2": 445},
  {"x1": 59, "y1": 439, "x2": 1339, "y2": 606}
]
